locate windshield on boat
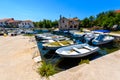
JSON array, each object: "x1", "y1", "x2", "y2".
[{"x1": 96, "y1": 34, "x2": 105, "y2": 41}]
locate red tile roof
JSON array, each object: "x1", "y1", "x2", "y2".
[
  {"x1": 24, "y1": 20, "x2": 32, "y2": 22},
  {"x1": 0, "y1": 18, "x2": 32, "y2": 23},
  {"x1": 69, "y1": 18, "x2": 79, "y2": 21},
  {"x1": 115, "y1": 10, "x2": 120, "y2": 13},
  {"x1": 8, "y1": 20, "x2": 15, "y2": 23},
  {"x1": 0, "y1": 18, "x2": 14, "y2": 22}
]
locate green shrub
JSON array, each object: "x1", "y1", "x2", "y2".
[
  {"x1": 79, "y1": 59, "x2": 90, "y2": 65},
  {"x1": 38, "y1": 62, "x2": 56, "y2": 78},
  {"x1": 23, "y1": 34, "x2": 34, "y2": 36},
  {"x1": 80, "y1": 28, "x2": 83, "y2": 32}
]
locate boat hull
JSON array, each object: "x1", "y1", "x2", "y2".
[
  {"x1": 92, "y1": 36, "x2": 114, "y2": 45},
  {"x1": 56, "y1": 44, "x2": 99, "y2": 58}
]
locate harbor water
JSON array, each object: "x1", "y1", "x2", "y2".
[{"x1": 36, "y1": 36, "x2": 120, "y2": 71}]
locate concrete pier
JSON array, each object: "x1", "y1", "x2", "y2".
[
  {"x1": 0, "y1": 35, "x2": 41, "y2": 80},
  {"x1": 50, "y1": 50, "x2": 120, "y2": 80}
]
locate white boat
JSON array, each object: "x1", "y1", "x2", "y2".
[
  {"x1": 35, "y1": 33, "x2": 53, "y2": 40},
  {"x1": 36, "y1": 33, "x2": 70, "y2": 44},
  {"x1": 43, "y1": 40, "x2": 74, "y2": 50},
  {"x1": 25, "y1": 30, "x2": 34, "y2": 34},
  {"x1": 41, "y1": 37, "x2": 70, "y2": 43},
  {"x1": 83, "y1": 32, "x2": 99, "y2": 43},
  {"x1": 41, "y1": 39, "x2": 55, "y2": 43},
  {"x1": 56, "y1": 44, "x2": 99, "y2": 58},
  {"x1": 92, "y1": 34, "x2": 114, "y2": 45},
  {"x1": 35, "y1": 33, "x2": 67, "y2": 41}
]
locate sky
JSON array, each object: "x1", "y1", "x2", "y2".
[{"x1": 0, "y1": 0, "x2": 120, "y2": 21}]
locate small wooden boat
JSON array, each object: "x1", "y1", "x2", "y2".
[
  {"x1": 92, "y1": 34, "x2": 114, "y2": 45},
  {"x1": 41, "y1": 39, "x2": 55, "y2": 43},
  {"x1": 35, "y1": 33, "x2": 53, "y2": 41},
  {"x1": 35, "y1": 33, "x2": 68, "y2": 42},
  {"x1": 56, "y1": 44, "x2": 99, "y2": 58},
  {"x1": 43, "y1": 40, "x2": 74, "y2": 50}
]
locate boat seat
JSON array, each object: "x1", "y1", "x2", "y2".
[
  {"x1": 72, "y1": 47, "x2": 81, "y2": 53},
  {"x1": 58, "y1": 42, "x2": 65, "y2": 46},
  {"x1": 83, "y1": 46, "x2": 92, "y2": 51},
  {"x1": 68, "y1": 41, "x2": 73, "y2": 45}
]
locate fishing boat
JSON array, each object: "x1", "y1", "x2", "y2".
[
  {"x1": 41, "y1": 37, "x2": 70, "y2": 43},
  {"x1": 35, "y1": 33, "x2": 70, "y2": 43},
  {"x1": 41, "y1": 39, "x2": 55, "y2": 43},
  {"x1": 56, "y1": 44, "x2": 99, "y2": 58},
  {"x1": 35, "y1": 33, "x2": 53, "y2": 41},
  {"x1": 83, "y1": 32, "x2": 99, "y2": 43},
  {"x1": 43, "y1": 40, "x2": 74, "y2": 50},
  {"x1": 92, "y1": 34, "x2": 114, "y2": 45}
]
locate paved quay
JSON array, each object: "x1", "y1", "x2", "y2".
[
  {"x1": 110, "y1": 33, "x2": 120, "y2": 40},
  {"x1": 50, "y1": 50, "x2": 120, "y2": 80},
  {"x1": 0, "y1": 35, "x2": 41, "y2": 80}
]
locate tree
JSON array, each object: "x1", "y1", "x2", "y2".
[
  {"x1": 89, "y1": 16, "x2": 95, "y2": 22},
  {"x1": 94, "y1": 10, "x2": 120, "y2": 30},
  {"x1": 81, "y1": 18, "x2": 90, "y2": 27},
  {"x1": 89, "y1": 16, "x2": 95, "y2": 27},
  {"x1": 33, "y1": 19, "x2": 58, "y2": 28},
  {"x1": 52, "y1": 20, "x2": 58, "y2": 28}
]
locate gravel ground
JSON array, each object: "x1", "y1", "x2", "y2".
[{"x1": 0, "y1": 35, "x2": 41, "y2": 80}]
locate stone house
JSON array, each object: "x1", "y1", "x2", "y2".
[{"x1": 58, "y1": 16, "x2": 79, "y2": 30}]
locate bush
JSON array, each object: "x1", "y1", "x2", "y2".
[
  {"x1": 89, "y1": 26, "x2": 103, "y2": 31},
  {"x1": 38, "y1": 62, "x2": 56, "y2": 78},
  {"x1": 113, "y1": 39, "x2": 120, "y2": 49},
  {"x1": 80, "y1": 28, "x2": 83, "y2": 32},
  {"x1": 79, "y1": 59, "x2": 90, "y2": 64},
  {"x1": 23, "y1": 34, "x2": 34, "y2": 36}
]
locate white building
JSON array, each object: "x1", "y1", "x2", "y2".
[
  {"x1": 0, "y1": 18, "x2": 34, "y2": 28},
  {"x1": 0, "y1": 18, "x2": 14, "y2": 27},
  {"x1": 18, "y1": 20, "x2": 34, "y2": 28},
  {"x1": 0, "y1": 21, "x2": 6, "y2": 27}
]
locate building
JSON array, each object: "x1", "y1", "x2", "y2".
[
  {"x1": 58, "y1": 16, "x2": 79, "y2": 30},
  {"x1": 0, "y1": 18, "x2": 15, "y2": 27},
  {"x1": 18, "y1": 20, "x2": 34, "y2": 28},
  {"x1": 0, "y1": 18, "x2": 34, "y2": 28}
]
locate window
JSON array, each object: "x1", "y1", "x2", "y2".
[
  {"x1": 72, "y1": 21, "x2": 74, "y2": 24},
  {"x1": 6, "y1": 23, "x2": 8, "y2": 25},
  {"x1": 70, "y1": 25, "x2": 72, "y2": 28},
  {"x1": 74, "y1": 25, "x2": 77, "y2": 28},
  {"x1": 60, "y1": 26, "x2": 62, "y2": 28},
  {"x1": 69, "y1": 21, "x2": 72, "y2": 24},
  {"x1": 62, "y1": 20, "x2": 64, "y2": 23}
]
